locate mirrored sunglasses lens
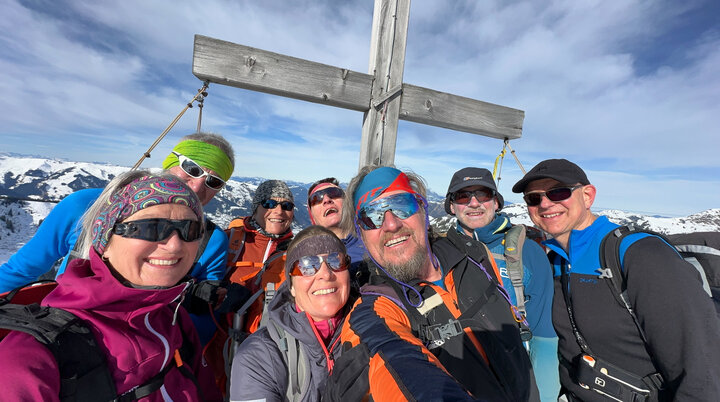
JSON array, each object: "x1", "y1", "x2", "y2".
[
  {"x1": 453, "y1": 192, "x2": 472, "y2": 204},
  {"x1": 205, "y1": 175, "x2": 225, "y2": 190},
  {"x1": 524, "y1": 193, "x2": 543, "y2": 206},
  {"x1": 180, "y1": 159, "x2": 205, "y2": 178},
  {"x1": 358, "y1": 213, "x2": 378, "y2": 230},
  {"x1": 116, "y1": 219, "x2": 201, "y2": 242},
  {"x1": 474, "y1": 190, "x2": 492, "y2": 202},
  {"x1": 296, "y1": 256, "x2": 322, "y2": 276},
  {"x1": 325, "y1": 252, "x2": 343, "y2": 270},
  {"x1": 280, "y1": 201, "x2": 295, "y2": 211},
  {"x1": 546, "y1": 187, "x2": 573, "y2": 202},
  {"x1": 262, "y1": 199, "x2": 278, "y2": 209},
  {"x1": 309, "y1": 187, "x2": 344, "y2": 206}
]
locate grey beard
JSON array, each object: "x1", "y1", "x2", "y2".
[{"x1": 384, "y1": 248, "x2": 429, "y2": 282}]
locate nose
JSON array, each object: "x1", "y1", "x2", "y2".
[
  {"x1": 161, "y1": 231, "x2": 184, "y2": 252},
  {"x1": 380, "y1": 210, "x2": 402, "y2": 232},
  {"x1": 322, "y1": 194, "x2": 333, "y2": 204},
  {"x1": 315, "y1": 261, "x2": 335, "y2": 280},
  {"x1": 537, "y1": 193, "x2": 555, "y2": 208},
  {"x1": 184, "y1": 176, "x2": 205, "y2": 195}
]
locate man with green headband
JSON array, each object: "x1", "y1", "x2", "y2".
[{"x1": 0, "y1": 132, "x2": 235, "y2": 344}]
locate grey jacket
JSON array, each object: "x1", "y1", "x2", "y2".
[{"x1": 229, "y1": 282, "x2": 346, "y2": 402}]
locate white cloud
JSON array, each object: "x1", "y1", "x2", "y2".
[{"x1": 1, "y1": 0, "x2": 718, "y2": 216}]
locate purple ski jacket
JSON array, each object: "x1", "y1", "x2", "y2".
[{"x1": 0, "y1": 249, "x2": 222, "y2": 401}]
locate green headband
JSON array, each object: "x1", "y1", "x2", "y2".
[{"x1": 162, "y1": 140, "x2": 233, "y2": 181}]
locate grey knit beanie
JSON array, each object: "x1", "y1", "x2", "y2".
[{"x1": 252, "y1": 180, "x2": 294, "y2": 212}]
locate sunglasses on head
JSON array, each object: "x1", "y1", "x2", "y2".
[
  {"x1": 308, "y1": 186, "x2": 345, "y2": 207},
  {"x1": 357, "y1": 192, "x2": 420, "y2": 230},
  {"x1": 112, "y1": 218, "x2": 203, "y2": 242},
  {"x1": 452, "y1": 188, "x2": 494, "y2": 205},
  {"x1": 290, "y1": 252, "x2": 349, "y2": 277},
  {"x1": 172, "y1": 151, "x2": 225, "y2": 190},
  {"x1": 523, "y1": 185, "x2": 584, "y2": 207},
  {"x1": 262, "y1": 199, "x2": 295, "y2": 211}
]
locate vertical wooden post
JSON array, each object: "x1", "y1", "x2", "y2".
[{"x1": 359, "y1": 0, "x2": 411, "y2": 168}]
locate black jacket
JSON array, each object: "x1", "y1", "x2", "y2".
[{"x1": 546, "y1": 216, "x2": 720, "y2": 401}]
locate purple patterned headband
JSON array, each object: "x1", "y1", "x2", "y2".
[{"x1": 92, "y1": 175, "x2": 203, "y2": 254}]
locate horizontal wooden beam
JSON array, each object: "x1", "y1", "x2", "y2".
[
  {"x1": 400, "y1": 84, "x2": 523, "y2": 139},
  {"x1": 193, "y1": 35, "x2": 524, "y2": 139},
  {"x1": 193, "y1": 35, "x2": 373, "y2": 111}
]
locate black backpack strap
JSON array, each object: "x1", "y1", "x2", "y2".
[
  {"x1": 599, "y1": 226, "x2": 655, "y2": 347},
  {"x1": 559, "y1": 260, "x2": 595, "y2": 356},
  {"x1": 0, "y1": 303, "x2": 118, "y2": 402}
]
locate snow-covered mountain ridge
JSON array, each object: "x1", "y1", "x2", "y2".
[{"x1": 2, "y1": 153, "x2": 718, "y2": 264}]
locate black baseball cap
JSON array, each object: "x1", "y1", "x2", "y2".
[
  {"x1": 444, "y1": 167, "x2": 504, "y2": 214},
  {"x1": 512, "y1": 159, "x2": 590, "y2": 193}
]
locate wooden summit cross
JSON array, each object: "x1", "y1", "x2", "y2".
[{"x1": 192, "y1": 0, "x2": 524, "y2": 168}]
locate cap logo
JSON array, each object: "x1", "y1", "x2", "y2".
[{"x1": 463, "y1": 176, "x2": 484, "y2": 181}]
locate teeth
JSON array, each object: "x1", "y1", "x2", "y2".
[
  {"x1": 385, "y1": 236, "x2": 409, "y2": 247},
  {"x1": 269, "y1": 218, "x2": 285, "y2": 223},
  {"x1": 148, "y1": 259, "x2": 179, "y2": 266},
  {"x1": 542, "y1": 213, "x2": 561, "y2": 218},
  {"x1": 324, "y1": 208, "x2": 338, "y2": 217},
  {"x1": 313, "y1": 288, "x2": 337, "y2": 295}
]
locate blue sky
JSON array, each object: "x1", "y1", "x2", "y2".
[{"x1": 1, "y1": 0, "x2": 718, "y2": 216}]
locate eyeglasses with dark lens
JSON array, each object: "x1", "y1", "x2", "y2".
[
  {"x1": 452, "y1": 188, "x2": 494, "y2": 205},
  {"x1": 308, "y1": 186, "x2": 345, "y2": 207},
  {"x1": 261, "y1": 199, "x2": 295, "y2": 211},
  {"x1": 112, "y1": 218, "x2": 203, "y2": 242},
  {"x1": 290, "y1": 252, "x2": 349, "y2": 277},
  {"x1": 357, "y1": 192, "x2": 420, "y2": 230},
  {"x1": 523, "y1": 185, "x2": 584, "y2": 207},
  {"x1": 172, "y1": 151, "x2": 226, "y2": 190}
]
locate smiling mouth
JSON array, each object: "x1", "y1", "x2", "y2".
[
  {"x1": 268, "y1": 218, "x2": 286, "y2": 223},
  {"x1": 541, "y1": 212, "x2": 562, "y2": 218},
  {"x1": 385, "y1": 235, "x2": 409, "y2": 247},
  {"x1": 148, "y1": 258, "x2": 179, "y2": 266},
  {"x1": 313, "y1": 288, "x2": 337, "y2": 296},
  {"x1": 323, "y1": 208, "x2": 338, "y2": 217}
]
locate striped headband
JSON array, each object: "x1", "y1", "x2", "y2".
[{"x1": 91, "y1": 175, "x2": 203, "y2": 254}]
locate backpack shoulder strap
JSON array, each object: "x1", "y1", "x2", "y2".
[
  {"x1": 504, "y1": 224, "x2": 527, "y2": 317},
  {"x1": 599, "y1": 225, "x2": 660, "y2": 347},
  {"x1": 226, "y1": 223, "x2": 248, "y2": 266},
  {"x1": 267, "y1": 320, "x2": 307, "y2": 402},
  {"x1": 0, "y1": 303, "x2": 118, "y2": 402},
  {"x1": 258, "y1": 282, "x2": 276, "y2": 330}
]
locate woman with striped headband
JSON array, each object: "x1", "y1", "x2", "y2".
[{"x1": 0, "y1": 171, "x2": 222, "y2": 401}]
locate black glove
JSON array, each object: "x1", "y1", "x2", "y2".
[
  {"x1": 322, "y1": 342, "x2": 371, "y2": 402},
  {"x1": 215, "y1": 282, "x2": 252, "y2": 314},
  {"x1": 182, "y1": 280, "x2": 222, "y2": 315}
]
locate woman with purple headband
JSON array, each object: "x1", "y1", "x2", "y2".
[
  {"x1": 229, "y1": 225, "x2": 357, "y2": 402},
  {"x1": 0, "y1": 171, "x2": 222, "y2": 401}
]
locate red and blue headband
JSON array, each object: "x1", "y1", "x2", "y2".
[{"x1": 353, "y1": 167, "x2": 417, "y2": 213}]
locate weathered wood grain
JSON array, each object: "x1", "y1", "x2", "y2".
[
  {"x1": 193, "y1": 35, "x2": 373, "y2": 112},
  {"x1": 400, "y1": 84, "x2": 524, "y2": 139}
]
